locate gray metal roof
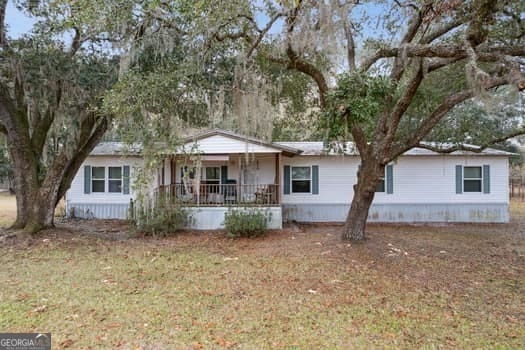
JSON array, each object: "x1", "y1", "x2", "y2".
[
  {"x1": 275, "y1": 141, "x2": 515, "y2": 156},
  {"x1": 88, "y1": 131, "x2": 515, "y2": 157},
  {"x1": 90, "y1": 142, "x2": 142, "y2": 156}
]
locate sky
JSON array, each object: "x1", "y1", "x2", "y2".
[{"x1": 5, "y1": 2, "x2": 36, "y2": 38}]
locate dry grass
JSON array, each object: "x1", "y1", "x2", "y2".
[
  {"x1": 0, "y1": 200, "x2": 523, "y2": 348},
  {"x1": 0, "y1": 191, "x2": 16, "y2": 227}
]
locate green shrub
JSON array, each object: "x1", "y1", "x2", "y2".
[
  {"x1": 224, "y1": 208, "x2": 271, "y2": 238},
  {"x1": 134, "y1": 200, "x2": 192, "y2": 237}
]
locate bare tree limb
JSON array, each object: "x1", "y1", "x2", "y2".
[
  {"x1": 246, "y1": 13, "x2": 283, "y2": 58},
  {"x1": 413, "y1": 130, "x2": 525, "y2": 153},
  {"x1": 375, "y1": 44, "x2": 525, "y2": 61},
  {"x1": 390, "y1": 2, "x2": 432, "y2": 81},
  {"x1": 0, "y1": 0, "x2": 8, "y2": 48},
  {"x1": 383, "y1": 60, "x2": 424, "y2": 148},
  {"x1": 420, "y1": 18, "x2": 464, "y2": 44},
  {"x1": 343, "y1": 19, "x2": 356, "y2": 71},
  {"x1": 70, "y1": 27, "x2": 82, "y2": 56}
]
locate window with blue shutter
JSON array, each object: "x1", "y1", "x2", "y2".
[
  {"x1": 283, "y1": 166, "x2": 291, "y2": 194},
  {"x1": 84, "y1": 165, "x2": 91, "y2": 194},
  {"x1": 455, "y1": 165, "x2": 463, "y2": 194},
  {"x1": 312, "y1": 165, "x2": 319, "y2": 195},
  {"x1": 123, "y1": 165, "x2": 130, "y2": 194},
  {"x1": 483, "y1": 165, "x2": 490, "y2": 194},
  {"x1": 386, "y1": 165, "x2": 393, "y2": 194},
  {"x1": 375, "y1": 165, "x2": 393, "y2": 194}
]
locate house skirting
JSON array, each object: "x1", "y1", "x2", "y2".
[
  {"x1": 66, "y1": 202, "x2": 131, "y2": 220},
  {"x1": 282, "y1": 203, "x2": 509, "y2": 223},
  {"x1": 66, "y1": 202, "x2": 283, "y2": 230},
  {"x1": 185, "y1": 207, "x2": 282, "y2": 230}
]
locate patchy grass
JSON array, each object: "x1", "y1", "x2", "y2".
[
  {"x1": 0, "y1": 191, "x2": 15, "y2": 227},
  {"x1": 0, "y1": 202, "x2": 524, "y2": 348}
]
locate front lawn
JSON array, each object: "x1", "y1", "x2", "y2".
[{"x1": 0, "y1": 201, "x2": 524, "y2": 348}]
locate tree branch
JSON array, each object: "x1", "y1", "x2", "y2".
[
  {"x1": 390, "y1": 76, "x2": 519, "y2": 159},
  {"x1": 56, "y1": 116, "x2": 109, "y2": 204},
  {"x1": 246, "y1": 12, "x2": 282, "y2": 58},
  {"x1": 0, "y1": 0, "x2": 8, "y2": 48},
  {"x1": 344, "y1": 19, "x2": 356, "y2": 71},
  {"x1": 414, "y1": 130, "x2": 525, "y2": 153},
  {"x1": 70, "y1": 27, "x2": 82, "y2": 56},
  {"x1": 368, "y1": 44, "x2": 525, "y2": 61},
  {"x1": 420, "y1": 18, "x2": 464, "y2": 44},
  {"x1": 31, "y1": 80, "x2": 63, "y2": 156},
  {"x1": 390, "y1": 2, "x2": 432, "y2": 81},
  {"x1": 350, "y1": 122, "x2": 368, "y2": 157},
  {"x1": 383, "y1": 60, "x2": 424, "y2": 148}
]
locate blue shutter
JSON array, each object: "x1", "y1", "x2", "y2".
[
  {"x1": 123, "y1": 165, "x2": 130, "y2": 195},
  {"x1": 455, "y1": 165, "x2": 463, "y2": 194},
  {"x1": 386, "y1": 165, "x2": 393, "y2": 194},
  {"x1": 283, "y1": 166, "x2": 291, "y2": 195},
  {"x1": 84, "y1": 165, "x2": 91, "y2": 194},
  {"x1": 221, "y1": 165, "x2": 228, "y2": 184},
  {"x1": 312, "y1": 165, "x2": 319, "y2": 195},
  {"x1": 483, "y1": 165, "x2": 490, "y2": 194}
]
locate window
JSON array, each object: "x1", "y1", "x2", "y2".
[
  {"x1": 376, "y1": 178, "x2": 385, "y2": 192},
  {"x1": 291, "y1": 166, "x2": 311, "y2": 193},
  {"x1": 203, "y1": 166, "x2": 221, "y2": 193},
  {"x1": 91, "y1": 167, "x2": 105, "y2": 192},
  {"x1": 108, "y1": 167, "x2": 122, "y2": 193},
  {"x1": 204, "y1": 167, "x2": 220, "y2": 184},
  {"x1": 464, "y1": 166, "x2": 482, "y2": 192}
]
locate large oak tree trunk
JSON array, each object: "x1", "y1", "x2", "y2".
[
  {"x1": 9, "y1": 145, "x2": 60, "y2": 233},
  {"x1": 342, "y1": 160, "x2": 384, "y2": 241}
]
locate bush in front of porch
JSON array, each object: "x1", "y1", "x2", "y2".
[{"x1": 224, "y1": 208, "x2": 272, "y2": 238}]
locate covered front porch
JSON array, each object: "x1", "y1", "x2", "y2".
[
  {"x1": 147, "y1": 129, "x2": 303, "y2": 229},
  {"x1": 154, "y1": 152, "x2": 283, "y2": 207}
]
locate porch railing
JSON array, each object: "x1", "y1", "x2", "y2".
[{"x1": 154, "y1": 183, "x2": 280, "y2": 206}]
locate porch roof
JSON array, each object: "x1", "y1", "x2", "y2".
[{"x1": 178, "y1": 129, "x2": 303, "y2": 157}]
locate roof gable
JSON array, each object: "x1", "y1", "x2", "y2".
[{"x1": 181, "y1": 129, "x2": 302, "y2": 156}]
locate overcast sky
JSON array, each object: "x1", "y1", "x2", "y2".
[{"x1": 5, "y1": 2, "x2": 36, "y2": 38}]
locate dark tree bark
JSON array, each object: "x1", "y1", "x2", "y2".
[
  {"x1": 343, "y1": 160, "x2": 383, "y2": 241},
  {"x1": 0, "y1": 1, "x2": 114, "y2": 233}
]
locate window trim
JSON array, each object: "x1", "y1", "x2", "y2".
[
  {"x1": 203, "y1": 166, "x2": 221, "y2": 182},
  {"x1": 463, "y1": 165, "x2": 483, "y2": 193},
  {"x1": 91, "y1": 166, "x2": 106, "y2": 193},
  {"x1": 290, "y1": 166, "x2": 312, "y2": 194},
  {"x1": 89, "y1": 166, "x2": 126, "y2": 194},
  {"x1": 108, "y1": 166, "x2": 123, "y2": 193}
]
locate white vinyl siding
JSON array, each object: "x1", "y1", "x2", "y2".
[
  {"x1": 182, "y1": 134, "x2": 281, "y2": 154},
  {"x1": 66, "y1": 156, "x2": 141, "y2": 204},
  {"x1": 282, "y1": 156, "x2": 508, "y2": 205}
]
